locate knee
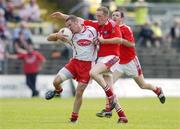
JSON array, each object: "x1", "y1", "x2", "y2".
[{"x1": 89, "y1": 69, "x2": 97, "y2": 79}]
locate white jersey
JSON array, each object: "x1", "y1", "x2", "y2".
[{"x1": 71, "y1": 26, "x2": 98, "y2": 61}]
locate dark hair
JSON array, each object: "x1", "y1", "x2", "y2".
[
  {"x1": 113, "y1": 10, "x2": 124, "y2": 18},
  {"x1": 66, "y1": 15, "x2": 78, "y2": 22},
  {"x1": 97, "y1": 6, "x2": 109, "y2": 16}
]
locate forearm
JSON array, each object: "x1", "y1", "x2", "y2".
[
  {"x1": 101, "y1": 37, "x2": 135, "y2": 47},
  {"x1": 7, "y1": 54, "x2": 18, "y2": 59},
  {"x1": 47, "y1": 33, "x2": 58, "y2": 41},
  {"x1": 121, "y1": 39, "x2": 135, "y2": 47},
  {"x1": 51, "y1": 12, "x2": 69, "y2": 20}
]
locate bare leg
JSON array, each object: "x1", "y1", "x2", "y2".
[
  {"x1": 71, "y1": 82, "x2": 87, "y2": 122},
  {"x1": 90, "y1": 63, "x2": 109, "y2": 88},
  {"x1": 133, "y1": 74, "x2": 156, "y2": 91},
  {"x1": 90, "y1": 63, "x2": 116, "y2": 110},
  {"x1": 133, "y1": 74, "x2": 166, "y2": 104},
  {"x1": 53, "y1": 75, "x2": 64, "y2": 93}
]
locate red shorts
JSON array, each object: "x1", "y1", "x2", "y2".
[{"x1": 65, "y1": 59, "x2": 92, "y2": 84}]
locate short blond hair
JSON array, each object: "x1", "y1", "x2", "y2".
[{"x1": 97, "y1": 6, "x2": 109, "y2": 16}]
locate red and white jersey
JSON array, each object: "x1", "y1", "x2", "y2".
[
  {"x1": 119, "y1": 24, "x2": 136, "y2": 64},
  {"x1": 71, "y1": 25, "x2": 98, "y2": 61},
  {"x1": 84, "y1": 19, "x2": 121, "y2": 57}
]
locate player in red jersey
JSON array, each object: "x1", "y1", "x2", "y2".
[
  {"x1": 50, "y1": 7, "x2": 128, "y2": 123},
  {"x1": 96, "y1": 10, "x2": 166, "y2": 120}
]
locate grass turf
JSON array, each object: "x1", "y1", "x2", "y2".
[{"x1": 0, "y1": 97, "x2": 179, "y2": 129}]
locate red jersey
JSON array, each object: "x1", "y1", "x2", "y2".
[
  {"x1": 119, "y1": 24, "x2": 136, "y2": 64},
  {"x1": 84, "y1": 19, "x2": 121, "y2": 57},
  {"x1": 17, "y1": 51, "x2": 45, "y2": 73}
]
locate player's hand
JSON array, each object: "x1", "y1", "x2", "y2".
[
  {"x1": 57, "y1": 32, "x2": 71, "y2": 44},
  {"x1": 50, "y1": 12, "x2": 63, "y2": 19},
  {"x1": 98, "y1": 36, "x2": 104, "y2": 43}
]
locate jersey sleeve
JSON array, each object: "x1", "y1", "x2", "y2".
[
  {"x1": 123, "y1": 27, "x2": 135, "y2": 42},
  {"x1": 84, "y1": 20, "x2": 98, "y2": 29}
]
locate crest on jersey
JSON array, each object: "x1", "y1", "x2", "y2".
[{"x1": 104, "y1": 31, "x2": 108, "y2": 35}]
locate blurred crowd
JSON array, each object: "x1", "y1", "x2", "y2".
[
  {"x1": 136, "y1": 19, "x2": 180, "y2": 48},
  {"x1": 0, "y1": 0, "x2": 41, "y2": 73}
]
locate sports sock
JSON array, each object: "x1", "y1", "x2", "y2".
[
  {"x1": 55, "y1": 87, "x2": 63, "y2": 94},
  {"x1": 71, "y1": 112, "x2": 78, "y2": 121},
  {"x1": 105, "y1": 102, "x2": 111, "y2": 112},
  {"x1": 116, "y1": 107, "x2": 126, "y2": 118},
  {"x1": 153, "y1": 87, "x2": 160, "y2": 95},
  {"x1": 104, "y1": 85, "x2": 114, "y2": 98}
]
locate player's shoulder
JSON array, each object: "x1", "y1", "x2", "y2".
[
  {"x1": 84, "y1": 19, "x2": 98, "y2": 24},
  {"x1": 86, "y1": 25, "x2": 96, "y2": 31},
  {"x1": 120, "y1": 24, "x2": 133, "y2": 33},
  {"x1": 120, "y1": 24, "x2": 132, "y2": 30},
  {"x1": 86, "y1": 25, "x2": 97, "y2": 35},
  {"x1": 108, "y1": 19, "x2": 118, "y2": 27}
]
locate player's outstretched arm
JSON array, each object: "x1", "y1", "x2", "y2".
[
  {"x1": 50, "y1": 11, "x2": 84, "y2": 22},
  {"x1": 5, "y1": 52, "x2": 18, "y2": 59},
  {"x1": 47, "y1": 33, "x2": 59, "y2": 41},
  {"x1": 50, "y1": 12, "x2": 69, "y2": 20},
  {"x1": 98, "y1": 36, "x2": 135, "y2": 47},
  {"x1": 47, "y1": 33, "x2": 71, "y2": 44}
]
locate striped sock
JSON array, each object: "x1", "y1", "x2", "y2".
[
  {"x1": 116, "y1": 107, "x2": 126, "y2": 118},
  {"x1": 104, "y1": 85, "x2": 113, "y2": 98}
]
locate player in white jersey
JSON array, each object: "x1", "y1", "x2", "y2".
[{"x1": 45, "y1": 15, "x2": 98, "y2": 123}]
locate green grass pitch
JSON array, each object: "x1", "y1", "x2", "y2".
[{"x1": 0, "y1": 97, "x2": 179, "y2": 129}]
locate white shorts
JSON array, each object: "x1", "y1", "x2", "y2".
[
  {"x1": 97, "y1": 55, "x2": 119, "y2": 69},
  {"x1": 97, "y1": 55, "x2": 119, "y2": 75},
  {"x1": 111, "y1": 56, "x2": 143, "y2": 77}
]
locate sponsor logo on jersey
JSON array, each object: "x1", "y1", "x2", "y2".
[{"x1": 77, "y1": 39, "x2": 92, "y2": 46}]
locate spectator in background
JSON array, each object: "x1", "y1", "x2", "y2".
[
  {"x1": 0, "y1": 39, "x2": 5, "y2": 74},
  {"x1": 138, "y1": 22, "x2": 154, "y2": 48},
  {"x1": 151, "y1": 21, "x2": 162, "y2": 48},
  {"x1": 13, "y1": 31, "x2": 32, "y2": 54},
  {"x1": 25, "y1": 0, "x2": 40, "y2": 22},
  {"x1": 0, "y1": 9, "x2": 11, "y2": 40},
  {"x1": 18, "y1": 2, "x2": 30, "y2": 21},
  {"x1": 135, "y1": 0, "x2": 149, "y2": 26},
  {"x1": 4, "y1": 1, "x2": 18, "y2": 21},
  {"x1": 0, "y1": 0, "x2": 6, "y2": 10},
  {"x1": 8, "y1": 0, "x2": 23, "y2": 9},
  {"x1": 6, "y1": 43, "x2": 46, "y2": 97},
  {"x1": 170, "y1": 19, "x2": 180, "y2": 40},
  {"x1": 13, "y1": 21, "x2": 32, "y2": 40}
]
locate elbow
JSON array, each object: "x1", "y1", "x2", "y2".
[{"x1": 47, "y1": 37, "x2": 51, "y2": 41}]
